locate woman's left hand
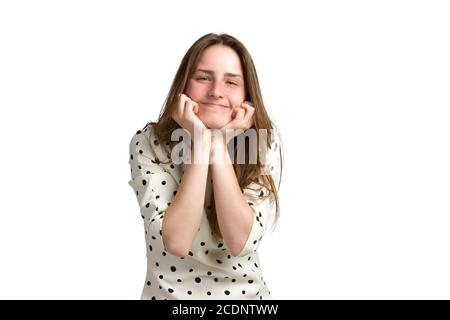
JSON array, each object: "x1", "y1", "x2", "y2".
[{"x1": 219, "y1": 101, "x2": 255, "y2": 144}]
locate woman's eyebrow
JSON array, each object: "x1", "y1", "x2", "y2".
[{"x1": 195, "y1": 68, "x2": 242, "y2": 78}]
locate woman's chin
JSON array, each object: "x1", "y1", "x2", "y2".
[{"x1": 198, "y1": 116, "x2": 230, "y2": 129}]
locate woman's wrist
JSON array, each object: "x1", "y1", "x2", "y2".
[
  {"x1": 210, "y1": 134, "x2": 231, "y2": 165},
  {"x1": 191, "y1": 132, "x2": 212, "y2": 165}
]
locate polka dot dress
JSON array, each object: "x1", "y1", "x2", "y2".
[{"x1": 128, "y1": 123, "x2": 282, "y2": 300}]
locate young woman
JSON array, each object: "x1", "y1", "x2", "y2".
[{"x1": 128, "y1": 33, "x2": 283, "y2": 300}]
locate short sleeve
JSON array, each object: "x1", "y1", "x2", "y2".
[
  {"x1": 128, "y1": 127, "x2": 178, "y2": 238},
  {"x1": 237, "y1": 129, "x2": 282, "y2": 257}
]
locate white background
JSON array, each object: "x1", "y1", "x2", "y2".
[{"x1": 1, "y1": 0, "x2": 449, "y2": 299}]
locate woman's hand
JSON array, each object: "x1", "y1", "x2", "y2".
[
  {"x1": 210, "y1": 101, "x2": 255, "y2": 162},
  {"x1": 219, "y1": 101, "x2": 255, "y2": 144},
  {"x1": 171, "y1": 93, "x2": 208, "y2": 142}
]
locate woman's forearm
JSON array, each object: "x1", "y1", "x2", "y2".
[
  {"x1": 162, "y1": 140, "x2": 211, "y2": 257},
  {"x1": 210, "y1": 142, "x2": 254, "y2": 257}
]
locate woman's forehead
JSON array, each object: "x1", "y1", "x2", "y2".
[{"x1": 196, "y1": 46, "x2": 243, "y2": 75}]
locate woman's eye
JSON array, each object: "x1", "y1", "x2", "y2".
[{"x1": 196, "y1": 77, "x2": 237, "y2": 86}]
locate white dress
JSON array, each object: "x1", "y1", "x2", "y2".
[{"x1": 128, "y1": 123, "x2": 282, "y2": 300}]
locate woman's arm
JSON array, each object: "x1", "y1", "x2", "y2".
[
  {"x1": 210, "y1": 140, "x2": 255, "y2": 257},
  {"x1": 162, "y1": 136, "x2": 211, "y2": 257}
]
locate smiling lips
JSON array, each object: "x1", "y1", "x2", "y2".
[{"x1": 201, "y1": 102, "x2": 229, "y2": 110}]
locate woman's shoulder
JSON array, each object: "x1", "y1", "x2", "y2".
[
  {"x1": 129, "y1": 122, "x2": 157, "y2": 144},
  {"x1": 129, "y1": 122, "x2": 156, "y2": 155},
  {"x1": 269, "y1": 126, "x2": 282, "y2": 147},
  {"x1": 129, "y1": 121, "x2": 172, "y2": 164}
]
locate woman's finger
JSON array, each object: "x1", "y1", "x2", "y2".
[
  {"x1": 184, "y1": 100, "x2": 196, "y2": 118},
  {"x1": 177, "y1": 94, "x2": 188, "y2": 118},
  {"x1": 240, "y1": 103, "x2": 255, "y2": 126},
  {"x1": 234, "y1": 108, "x2": 245, "y2": 123}
]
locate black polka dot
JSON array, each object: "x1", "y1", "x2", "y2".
[
  {"x1": 188, "y1": 251, "x2": 193, "y2": 256},
  {"x1": 187, "y1": 291, "x2": 192, "y2": 295},
  {"x1": 216, "y1": 260, "x2": 222, "y2": 264},
  {"x1": 248, "y1": 280, "x2": 254, "y2": 284},
  {"x1": 139, "y1": 150, "x2": 143, "y2": 154},
  {"x1": 224, "y1": 290, "x2": 230, "y2": 295},
  {"x1": 142, "y1": 179, "x2": 147, "y2": 186},
  {"x1": 170, "y1": 266, "x2": 176, "y2": 272},
  {"x1": 161, "y1": 180, "x2": 166, "y2": 185},
  {"x1": 146, "y1": 281, "x2": 151, "y2": 286},
  {"x1": 177, "y1": 279, "x2": 182, "y2": 282},
  {"x1": 214, "y1": 278, "x2": 218, "y2": 282},
  {"x1": 149, "y1": 245, "x2": 152, "y2": 251},
  {"x1": 156, "y1": 195, "x2": 160, "y2": 199},
  {"x1": 145, "y1": 203, "x2": 150, "y2": 208},
  {"x1": 207, "y1": 291, "x2": 211, "y2": 296},
  {"x1": 136, "y1": 130, "x2": 141, "y2": 135},
  {"x1": 242, "y1": 290, "x2": 246, "y2": 294},
  {"x1": 155, "y1": 262, "x2": 159, "y2": 267},
  {"x1": 159, "y1": 275, "x2": 163, "y2": 279},
  {"x1": 207, "y1": 271, "x2": 212, "y2": 276},
  {"x1": 130, "y1": 154, "x2": 133, "y2": 160},
  {"x1": 168, "y1": 288, "x2": 174, "y2": 293},
  {"x1": 189, "y1": 269, "x2": 193, "y2": 272},
  {"x1": 200, "y1": 242, "x2": 205, "y2": 246},
  {"x1": 154, "y1": 140, "x2": 159, "y2": 145},
  {"x1": 253, "y1": 240, "x2": 257, "y2": 245},
  {"x1": 218, "y1": 243, "x2": 223, "y2": 248},
  {"x1": 195, "y1": 277, "x2": 201, "y2": 283}
]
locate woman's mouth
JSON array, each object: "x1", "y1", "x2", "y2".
[{"x1": 201, "y1": 103, "x2": 229, "y2": 110}]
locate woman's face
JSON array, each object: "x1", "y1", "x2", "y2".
[{"x1": 185, "y1": 44, "x2": 246, "y2": 129}]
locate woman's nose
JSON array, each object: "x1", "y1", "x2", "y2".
[{"x1": 208, "y1": 82, "x2": 224, "y2": 99}]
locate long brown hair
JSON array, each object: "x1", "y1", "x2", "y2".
[{"x1": 148, "y1": 33, "x2": 282, "y2": 240}]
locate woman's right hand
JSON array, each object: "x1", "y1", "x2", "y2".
[{"x1": 171, "y1": 93, "x2": 208, "y2": 142}]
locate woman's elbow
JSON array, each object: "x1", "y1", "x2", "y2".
[
  {"x1": 167, "y1": 244, "x2": 189, "y2": 257},
  {"x1": 163, "y1": 237, "x2": 188, "y2": 257},
  {"x1": 162, "y1": 230, "x2": 189, "y2": 257},
  {"x1": 230, "y1": 242, "x2": 245, "y2": 257}
]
